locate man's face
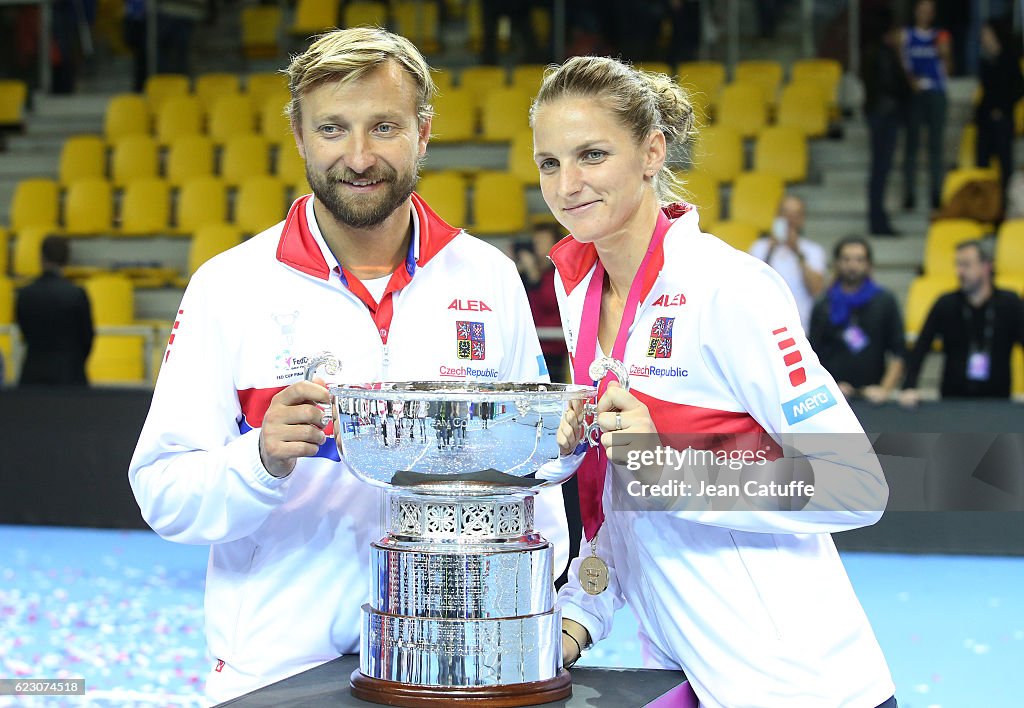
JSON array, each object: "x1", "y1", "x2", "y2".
[
  {"x1": 292, "y1": 61, "x2": 430, "y2": 229},
  {"x1": 916, "y1": 0, "x2": 935, "y2": 27},
  {"x1": 956, "y1": 246, "x2": 990, "y2": 293},
  {"x1": 778, "y1": 196, "x2": 805, "y2": 235},
  {"x1": 836, "y1": 243, "x2": 871, "y2": 287}
]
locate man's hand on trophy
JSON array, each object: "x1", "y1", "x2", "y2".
[
  {"x1": 259, "y1": 380, "x2": 331, "y2": 478},
  {"x1": 597, "y1": 382, "x2": 657, "y2": 472},
  {"x1": 557, "y1": 399, "x2": 585, "y2": 457}
]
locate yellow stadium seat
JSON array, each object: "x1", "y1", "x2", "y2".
[
  {"x1": 941, "y1": 167, "x2": 1000, "y2": 204},
  {"x1": 691, "y1": 125, "x2": 743, "y2": 184},
  {"x1": 0, "y1": 228, "x2": 8, "y2": 277},
  {"x1": 155, "y1": 94, "x2": 203, "y2": 145},
  {"x1": 958, "y1": 123, "x2": 978, "y2": 169},
  {"x1": 637, "y1": 62, "x2": 673, "y2": 77},
  {"x1": 144, "y1": 73, "x2": 190, "y2": 113},
  {"x1": 995, "y1": 220, "x2": 1024, "y2": 278},
  {"x1": 459, "y1": 66, "x2": 508, "y2": 106},
  {"x1": 729, "y1": 171, "x2": 784, "y2": 232},
  {"x1": 175, "y1": 176, "x2": 229, "y2": 234},
  {"x1": 275, "y1": 144, "x2": 307, "y2": 189},
  {"x1": 905, "y1": 275, "x2": 957, "y2": 342},
  {"x1": 343, "y1": 1, "x2": 387, "y2": 28},
  {"x1": 677, "y1": 61, "x2": 725, "y2": 122},
  {"x1": 87, "y1": 332, "x2": 147, "y2": 383},
  {"x1": 220, "y1": 134, "x2": 270, "y2": 186},
  {"x1": 471, "y1": 171, "x2": 526, "y2": 234},
  {"x1": 511, "y1": 65, "x2": 547, "y2": 94},
  {"x1": 713, "y1": 220, "x2": 760, "y2": 252},
  {"x1": 754, "y1": 126, "x2": 808, "y2": 183},
  {"x1": 235, "y1": 176, "x2": 286, "y2": 234},
  {"x1": 0, "y1": 79, "x2": 28, "y2": 126},
  {"x1": 430, "y1": 88, "x2": 477, "y2": 142},
  {"x1": 791, "y1": 58, "x2": 841, "y2": 113},
  {"x1": 118, "y1": 178, "x2": 171, "y2": 236},
  {"x1": 195, "y1": 73, "x2": 242, "y2": 113},
  {"x1": 480, "y1": 87, "x2": 532, "y2": 142},
  {"x1": 208, "y1": 94, "x2": 256, "y2": 143},
  {"x1": 64, "y1": 178, "x2": 114, "y2": 236},
  {"x1": 290, "y1": 0, "x2": 339, "y2": 37},
  {"x1": 110, "y1": 133, "x2": 159, "y2": 187},
  {"x1": 735, "y1": 60, "x2": 783, "y2": 107},
  {"x1": 923, "y1": 219, "x2": 988, "y2": 276},
  {"x1": 248, "y1": 72, "x2": 290, "y2": 108},
  {"x1": 241, "y1": 5, "x2": 282, "y2": 58},
  {"x1": 83, "y1": 273, "x2": 134, "y2": 325},
  {"x1": 0, "y1": 274, "x2": 12, "y2": 383},
  {"x1": 12, "y1": 226, "x2": 52, "y2": 280},
  {"x1": 679, "y1": 170, "x2": 720, "y2": 230},
  {"x1": 166, "y1": 134, "x2": 216, "y2": 186},
  {"x1": 393, "y1": 0, "x2": 440, "y2": 52},
  {"x1": 416, "y1": 171, "x2": 467, "y2": 226},
  {"x1": 508, "y1": 129, "x2": 538, "y2": 185},
  {"x1": 59, "y1": 135, "x2": 107, "y2": 186},
  {"x1": 181, "y1": 223, "x2": 243, "y2": 284},
  {"x1": 259, "y1": 95, "x2": 294, "y2": 148},
  {"x1": 777, "y1": 81, "x2": 829, "y2": 138},
  {"x1": 104, "y1": 93, "x2": 151, "y2": 144},
  {"x1": 716, "y1": 82, "x2": 768, "y2": 138},
  {"x1": 432, "y1": 68, "x2": 455, "y2": 93},
  {"x1": 11, "y1": 178, "x2": 60, "y2": 232}
]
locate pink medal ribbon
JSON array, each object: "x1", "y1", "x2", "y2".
[{"x1": 572, "y1": 211, "x2": 672, "y2": 541}]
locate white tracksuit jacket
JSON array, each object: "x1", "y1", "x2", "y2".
[
  {"x1": 548, "y1": 205, "x2": 895, "y2": 708},
  {"x1": 129, "y1": 194, "x2": 569, "y2": 703}
]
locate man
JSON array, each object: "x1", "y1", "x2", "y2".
[
  {"x1": 749, "y1": 194, "x2": 827, "y2": 329},
  {"x1": 901, "y1": 0, "x2": 952, "y2": 212},
  {"x1": 809, "y1": 236, "x2": 906, "y2": 403},
  {"x1": 900, "y1": 240, "x2": 1024, "y2": 406},
  {"x1": 16, "y1": 235, "x2": 94, "y2": 386},
  {"x1": 129, "y1": 28, "x2": 567, "y2": 702}
]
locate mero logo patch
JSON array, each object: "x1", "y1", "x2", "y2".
[
  {"x1": 647, "y1": 317, "x2": 675, "y2": 359},
  {"x1": 456, "y1": 321, "x2": 486, "y2": 361},
  {"x1": 783, "y1": 385, "x2": 837, "y2": 425}
]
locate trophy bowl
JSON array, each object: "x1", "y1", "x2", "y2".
[{"x1": 317, "y1": 376, "x2": 597, "y2": 707}]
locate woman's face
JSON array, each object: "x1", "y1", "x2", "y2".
[{"x1": 532, "y1": 96, "x2": 663, "y2": 246}]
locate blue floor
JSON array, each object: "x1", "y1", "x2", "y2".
[{"x1": 1, "y1": 525, "x2": 1021, "y2": 707}]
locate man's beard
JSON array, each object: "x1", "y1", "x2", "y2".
[
  {"x1": 307, "y1": 160, "x2": 420, "y2": 229},
  {"x1": 839, "y1": 273, "x2": 866, "y2": 288}
]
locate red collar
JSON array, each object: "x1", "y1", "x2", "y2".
[
  {"x1": 275, "y1": 192, "x2": 462, "y2": 281},
  {"x1": 549, "y1": 202, "x2": 692, "y2": 297}
]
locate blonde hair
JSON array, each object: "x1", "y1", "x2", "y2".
[
  {"x1": 284, "y1": 27, "x2": 436, "y2": 127},
  {"x1": 530, "y1": 56, "x2": 697, "y2": 205}
]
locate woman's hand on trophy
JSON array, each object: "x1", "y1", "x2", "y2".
[
  {"x1": 597, "y1": 382, "x2": 657, "y2": 468},
  {"x1": 259, "y1": 379, "x2": 331, "y2": 478},
  {"x1": 561, "y1": 618, "x2": 591, "y2": 669},
  {"x1": 557, "y1": 399, "x2": 585, "y2": 457}
]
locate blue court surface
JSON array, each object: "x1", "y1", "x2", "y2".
[{"x1": 1, "y1": 525, "x2": 1021, "y2": 707}]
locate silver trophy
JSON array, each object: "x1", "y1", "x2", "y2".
[{"x1": 306, "y1": 354, "x2": 598, "y2": 706}]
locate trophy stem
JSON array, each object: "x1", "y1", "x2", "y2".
[{"x1": 352, "y1": 489, "x2": 571, "y2": 705}]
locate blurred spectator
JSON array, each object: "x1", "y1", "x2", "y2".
[
  {"x1": 809, "y1": 236, "x2": 906, "y2": 403},
  {"x1": 901, "y1": 0, "x2": 952, "y2": 212},
  {"x1": 975, "y1": 17, "x2": 1024, "y2": 201},
  {"x1": 515, "y1": 222, "x2": 567, "y2": 380},
  {"x1": 16, "y1": 236, "x2": 94, "y2": 386},
  {"x1": 749, "y1": 195, "x2": 827, "y2": 330},
  {"x1": 666, "y1": 0, "x2": 702, "y2": 66},
  {"x1": 863, "y1": 13, "x2": 911, "y2": 236},
  {"x1": 756, "y1": 0, "x2": 780, "y2": 39},
  {"x1": 481, "y1": 0, "x2": 545, "y2": 65},
  {"x1": 123, "y1": 0, "x2": 146, "y2": 92},
  {"x1": 900, "y1": 240, "x2": 1024, "y2": 406},
  {"x1": 156, "y1": 0, "x2": 206, "y2": 76}
]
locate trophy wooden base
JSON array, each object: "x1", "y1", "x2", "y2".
[{"x1": 350, "y1": 668, "x2": 572, "y2": 707}]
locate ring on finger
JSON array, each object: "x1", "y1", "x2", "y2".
[{"x1": 615, "y1": 412, "x2": 623, "y2": 431}]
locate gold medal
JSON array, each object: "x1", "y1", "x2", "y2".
[{"x1": 580, "y1": 536, "x2": 609, "y2": 595}]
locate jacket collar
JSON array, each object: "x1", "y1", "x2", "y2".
[
  {"x1": 275, "y1": 192, "x2": 462, "y2": 281},
  {"x1": 549, "y1": 202, "x2": 694, "y2": 297}
]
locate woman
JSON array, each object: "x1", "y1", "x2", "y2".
[{"x1": 531, "y1": 56, "x2": 897, "y2": 707}]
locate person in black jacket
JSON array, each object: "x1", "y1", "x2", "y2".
[
  {"x1": 863, "y1": 15, "x2": 911, "y2": 235},
  {"x1": 900, "y1": 240, "x2": 1024, "y2": 406},
  {"x1": 975, "y1": 17, "x2": 1024, "y2": 202},
  {"x1": 16, "y1": 236, "x2": 94, "y2": 386}
]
